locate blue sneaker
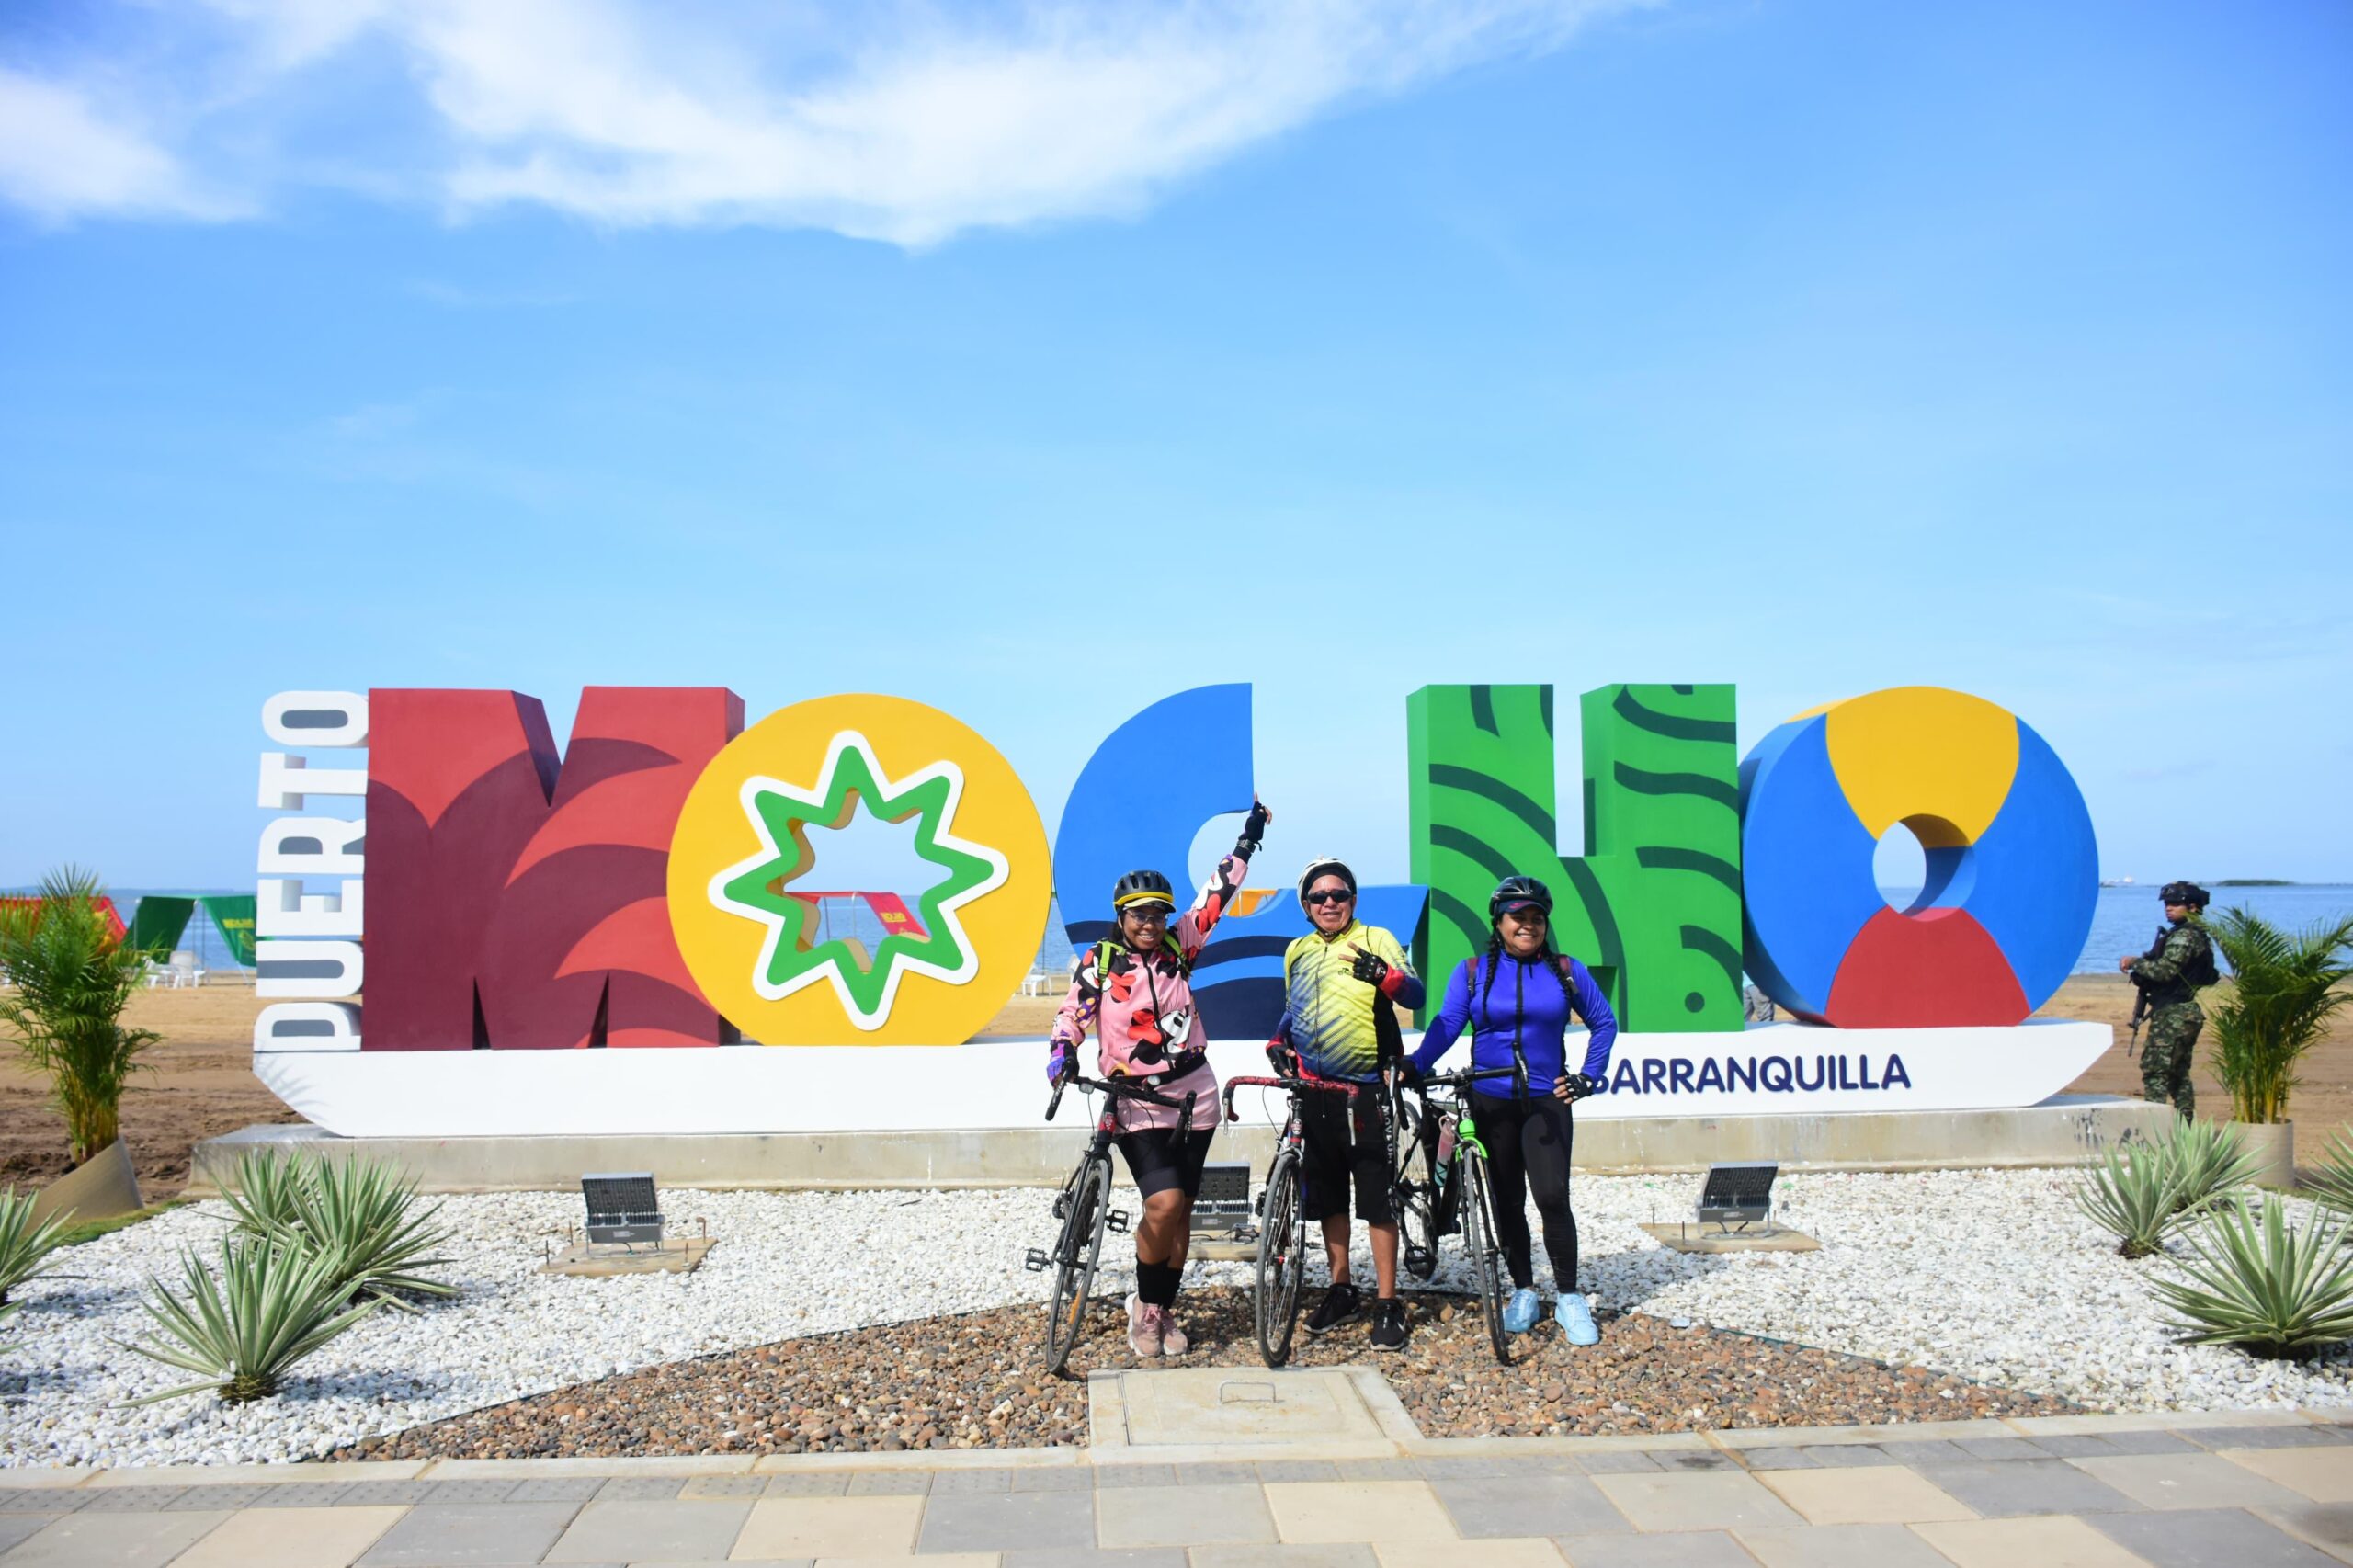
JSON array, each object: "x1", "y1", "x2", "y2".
[
  {"x1": 1501, "y1": 1288, "x2": 1540, "y2": 1334},
  {"x1": 1555, "y1": 1292, "x2": 1599, "y2": 1345}
]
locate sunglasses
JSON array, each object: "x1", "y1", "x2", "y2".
[
  {"x1": 1122, "y1": 906, "x2": 1171, "y2": 924},
  {"x1": 1303, "y1": 890, "x2": 1354, "y2": 906}
]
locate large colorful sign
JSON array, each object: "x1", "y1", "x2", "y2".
[{"x1": 247, "y1": 680, "x2": 2108, "y2": 1137}]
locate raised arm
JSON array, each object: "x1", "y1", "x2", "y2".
[{"x1": 1174, "y1": 801, "x2": 1270, "y2": 960}]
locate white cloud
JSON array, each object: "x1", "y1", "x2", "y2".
[
  {"x1": 6, "y1": 0, "x2": 1639, "y2": 244},
  {"x1": 0, "y1": 67, "x2": 237, "y2": 222}
]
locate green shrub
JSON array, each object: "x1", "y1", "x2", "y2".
[
  {"x1": 2075, "y1": 1141, "x2": 2184, "y2": 1258},
  {"x1": 2208, "y1": 909, "x2": 2353, "y2": 1126},
  {"x1": 2156, "y1": 1119, "x2": 2258, "y2": 1216},
  {"x1": 0, "y1": 1188, "x2": 74, "y2": 1316},
  {"x1": 2149, "y1": 1196, "x2": 2353, "y2": 1358},
  {"x1": 119, "y1": 1237, "x2": 380, "y2": 1404}
]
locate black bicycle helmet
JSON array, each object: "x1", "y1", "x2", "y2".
[
  {"x1": 1490, "y1": 874, "x2": 1553, "y2": 921},
  {"x1": 2159, "y1": 881, "x2": 2211, "y2": 910},
  {"x1": 1296, "y1": 856, "x2": 1357, "y2": 908},
  {"x1": 1112, "y1": 869, "x2": 1176, "y2": 914}
]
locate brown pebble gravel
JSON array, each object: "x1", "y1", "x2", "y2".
[{"x1": 331, "y1": 1288, "x2": 2074, "y2": 1460}]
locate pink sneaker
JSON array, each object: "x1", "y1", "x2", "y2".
[
  {"x1": 1157, "y1": 1306, "x2": 1189, "y2": 1357},
  {"x1": 1126, "y1": 1293, "x2": 1163, "y2": 1358}
]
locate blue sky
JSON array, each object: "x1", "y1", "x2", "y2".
[{"x1": 2, "y1": 0, "x2": 2347, "y2": 896}]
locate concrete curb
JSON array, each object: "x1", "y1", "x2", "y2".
[{"x1": 7, "y1": 1404, "x2": 2346, "y2": 1486}]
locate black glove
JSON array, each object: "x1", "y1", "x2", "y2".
[
  {"x1": 1234, "y1": 800, "x2": 1271, "y2": 857},
  {"x1": 1350, "y1": 949, "x2": 1390, "y2": 987},
  {"x1": 1267, "y1": 1040, "x2": 1300, "y2": 1078},
  {"x1": 1556, "y1": 1072, "x2": 1599, "y2": 1102},
  {"x1": 1394, "y1": 1058, "x2": 1423, "y2": 1088}
]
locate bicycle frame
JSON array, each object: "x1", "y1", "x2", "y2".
[{"x1": 1028, "y1": 1073, "x2": 1197, "y2": 1374}]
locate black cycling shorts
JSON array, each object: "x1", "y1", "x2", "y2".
[
  {"x1": 1115, "y1": 1125, "x2": 1214, "y2": 1200},
  {"x1": 1297, "y1": 1085, "x2": 1394, "y2": 1225}
]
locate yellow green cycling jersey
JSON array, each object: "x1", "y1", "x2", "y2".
[{"x1": 1277, "y1": 920, "x2": 1422, "y2": 1082}]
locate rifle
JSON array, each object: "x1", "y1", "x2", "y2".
[{"x1": 2124, "y1": 923, "x2": 2169, "y2": 1060}]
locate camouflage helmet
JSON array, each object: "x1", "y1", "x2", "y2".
[{"x1": 2159, "y1": 881, "x2": 2210, "y2": 910}]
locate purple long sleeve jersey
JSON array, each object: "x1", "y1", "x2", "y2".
[{"x1": 1407, "y1": 951, "x2": 1619, "y2": 1095}]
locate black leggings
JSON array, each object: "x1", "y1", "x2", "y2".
[{"x1": 1469, "y1": 1091, "x2": 1577, "y2": 1293}]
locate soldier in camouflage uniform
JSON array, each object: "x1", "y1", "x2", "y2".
[{"x1": 2120, "y1": 881, "x2": 2219, "y2": 1117}]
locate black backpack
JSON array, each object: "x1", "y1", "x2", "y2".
[{"x1": 2182, "y1": 926, "x2": 2221, "y2": 990}]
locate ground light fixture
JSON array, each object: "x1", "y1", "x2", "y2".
[
  {"x1": 581, "y1": 1172, "x2": 664, "y2": 1250},
  {"x1": 1697, "y1": 1162, "x2": 1779, "y2": 1234}
]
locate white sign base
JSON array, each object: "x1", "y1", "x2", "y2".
[{"x1": 254, "y1": 1020, "x2": 2111, "y2": 1140}]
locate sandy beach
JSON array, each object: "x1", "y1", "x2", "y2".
[{"x1": 3, "y1": 977, "x2": 2343, "y2": 1198}]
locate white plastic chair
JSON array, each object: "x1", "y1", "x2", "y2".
[{"x1": 169, "y1": 950, "x2": 205, "y2": 989}]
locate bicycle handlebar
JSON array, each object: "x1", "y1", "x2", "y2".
[
  {"x1": 1221, "y1": 1074, "x2": 1358, "y2": 1122},
  {"x1": 1046, "y1": 1074, "x2": 1198, "y2": 1125},
  {"x1": 1400, "y1": 1062, "x2": 1524, "y2": 1094}
]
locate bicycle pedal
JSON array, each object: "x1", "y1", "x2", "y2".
[
  {"x1": 1022, "y1": 1249, "x2": 1051, "y2": 1272},
  {"x1": 1404, "y1": 1245, "x2": 1433, "y2": 1274},
  {"x1": 1107, "y1": 1210, "x2": 1131, "y2": 1233},
  {"x1": 1051, "y1": 1195, "x2": 1070, "y2": 1220}
]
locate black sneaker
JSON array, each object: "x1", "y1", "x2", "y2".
[
  {"x1": 1304, "y1": 1282, "x2": 1362, "y2": 1335},
  {"x1": 1370, "y1": 1297, "x2": 1410, "y2": 1352}
]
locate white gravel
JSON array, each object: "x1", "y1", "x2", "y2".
[{"x1": 4, "y1": 1168, "x2": 2348, "y2": 1469}]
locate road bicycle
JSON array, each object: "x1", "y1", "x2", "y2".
[
  {"x1": 1026, "y1": 1073, "x2": 1197, "y2": 1376},
  {"x1": 1221, "y1": 1072, "x2": 1358, "y2": 1368},
  {"x1": 1392, "y1": 1059, "x2": 1525, "y2": 1365}
]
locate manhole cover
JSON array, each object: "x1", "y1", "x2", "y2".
[{"x1": 1108, "y1": 1368, "x2": 1386, "y2": 1445}]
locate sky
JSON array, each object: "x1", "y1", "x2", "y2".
[{"x1": 2, "y1": 0, "x2": 2348, "y2": 899}]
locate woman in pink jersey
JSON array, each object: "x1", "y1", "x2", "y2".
[{"x1": 1047, "y1": 800, "x2": 1270, "y2": 1358}]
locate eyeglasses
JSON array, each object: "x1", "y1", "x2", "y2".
[
  {"x1": 1303, "y1": 891, "x2": 1354, "y2": 906},
  {"x1": 1122, "y1": 906, "x2": 1170, "y2": 924}
]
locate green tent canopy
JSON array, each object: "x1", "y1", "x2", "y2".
[
  {"x1": 125, "y1": 896, "x2": 195, "y2": 957},
  {"x1": 199, "y1": 895, "x2": 258, "y2": 967}
]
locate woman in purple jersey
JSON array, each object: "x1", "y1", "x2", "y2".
[{"x1": 1408, "y1": 875, "x2": 1618, "y2": 1345}]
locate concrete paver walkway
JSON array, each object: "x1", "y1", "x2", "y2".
[{"x1": 5, "y1": 1409, "x2": 2352, "y2": 1567}]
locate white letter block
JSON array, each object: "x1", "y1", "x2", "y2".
[
  {"x1": 257, "y1": 878, "x2": 363, "y2": 938},
  {"x1": 259, "y1": 752, "x2": 367, "y2": 810},
  {"x1": 259, "y1": 817, "x2": 367, "y2": 877},
  {"x1": 262, "y1": 691, "x2": 369, "y2": 748},
  {"x1": 256, "y1": 939, "x2": 363, "y2": 999},
  {"x1": 255, "y1": 1002, "x2": 361, "y2": 1052}
]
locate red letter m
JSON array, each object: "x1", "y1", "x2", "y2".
[{"x1": 364, "y1": 687, "x2": 743, "y2": 1050}]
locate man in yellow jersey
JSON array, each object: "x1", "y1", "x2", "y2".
[{"x1": 1267, "y1": 856, "x2": 1424, "y2": 1351}]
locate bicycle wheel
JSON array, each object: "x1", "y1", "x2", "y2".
[
  {"x1": 1045, "y1": 1155, "x2": 1112, "y2": 1375},
  {"x1": 1392, "y1": 1101, "x2": 1441, "y2": 1281},
  {"x1": 1457, "y1": 1152, "x2": 1514, "y2": 1365},
  {"x1": 1255, "y1": 1147, "x2": 1306, "y2": 1367}
]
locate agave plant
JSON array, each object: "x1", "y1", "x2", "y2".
[
  {"x1": 0, "y1": 1187, "x2": 74, "y2": 1316},
  {"x1": 219, "y1": 1149, "x2": 454, "y2": 1309},
  {"x1": 288, "y1": 1159, "x2": 456, "y2": 1309},
  {"x1": 218, "y1": 1147, "x2": 318, "y2": 1244},
  {"x1": 2307, "y1": 1132, "x2": 2353, "y2": 1219},
  {"x1": 2155, "y1": 1119, "x2": 2258, "y2": 1217},
  {"x1": 119, "y1": 1236, "x2": 381, "y2": 1404},
  {"x1": 2149, "y1": 1196, "x2": 2353, "y2": 1358},
  {"x1": 2075, "y1": 1140, "x2": 2185, "y2": 1258}
]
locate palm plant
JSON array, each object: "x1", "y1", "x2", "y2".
[
  {"x1": 119, "y1": 1237, "x2": 381, "y2": 1404},
  {"x1": 2149, "y1": 1196, "x2": 2353, "y2": 1358},
  {"x1": 0, "y1": 1187, "x2": 74, "y2": 1316},
  {"x1": 2075, "y1": 1140, "x2": 2185, "y2": 1258},
  {"x1": 2155, "y1": 1119, "x2": 2258, "y2": 1216},
  {"x1": 2206, "y1": 909, "x2": 2353, "y2": 1126},
  {"x1": 0, "y1": 867, "x2": 161, "y2": 1165},
  {"x1": 222, "y1": 1149, "x2": 456, "y2": 1309}
]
